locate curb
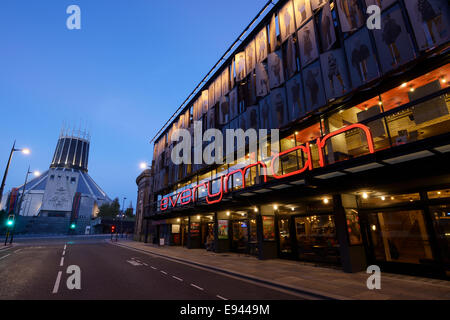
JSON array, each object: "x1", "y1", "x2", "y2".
[{"x1": 111, "y1": 241, "x2": 346, "y2": 300}]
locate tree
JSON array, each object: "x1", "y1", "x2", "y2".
[
  {"x1": 97, "y1": 198, "x2": 120, "y2": 218},
  {"x1": 125, "y1": 207, "x2": 134, "y2": 218}
]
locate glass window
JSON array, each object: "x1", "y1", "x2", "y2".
[
  {"x1": 294, "y1": 215, "x2": 339, "y2": 263},
  {"x1": 429, "y1": 204, "x2": 450, "y2": 267},
  {"x1": 280, "y1": 135, "x2": 299, "y2": 175},
  {"x1": 428, "y1": 189, "x2": 450, "y2": 200},
  {"x1": 368, "y1": 210, "x2": 433, "y2": 264},
  {"x1": 360, "y1": 192, "x2": 421, "y2": 208},
  {"x1": 278, "y1": 218, "x2": 292, "y2": 253},
  {"x1": 381, "y1": 64, "x2": 450, "y2": 112},
  {"x1": 346, "y1": 209, "x2": 362, "y2": 245},
  {"x1": 262, "y1": 216, "x2": 275, "y2": 241},
  {"x1": 322, "y1": 99, "x2": 389, "y2": 165}
]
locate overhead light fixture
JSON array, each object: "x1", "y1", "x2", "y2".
[
  {"x1": 226, "y1": 211, "x2": 230, "y2": 216},
  {"x1": 381, "y1": 196, "x2": 386, "y2": 201},
  {"x1": 291, "y1": 207, "x2": 295, "y2": 211},
  {"x1": 254, "y1": 207, "x2": 258, "y2": 212},
  {"x1": 362, "y1": 192, "x2": 369, "y2": 199},
  {"x1": 401, "y1": 82, "x2": 407, "y2": 88},
  {"x1": 323, "y1": 198, "x2": 329, "y2": 204},
  {"x1": 371, "y1": 225, "x2": 377, "y2": 231},
  {"x1": 273, "y1": 205, "x2": 278, "y2": 210}
]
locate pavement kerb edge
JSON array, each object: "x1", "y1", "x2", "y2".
[{"x1": 111, "y1": 241, "x2": 346, "y2": 300}]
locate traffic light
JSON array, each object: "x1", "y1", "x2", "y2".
[
  {"x1": 70, "y1": 223, "x2": 76, "y2": 230},
  {"x1": 6, "y1": 215, "x2": 15, "y2": 228},
  {"x1": 111, "y1": 225, "x2": 116, "y2": 233}
]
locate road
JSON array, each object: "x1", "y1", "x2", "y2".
[{"x1": 0, "y1": 236, "x2": 306, "y2": 300}]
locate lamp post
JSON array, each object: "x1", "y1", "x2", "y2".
[
  {"x1": 0, "y1": 141, "x2": 30, "y2": 207},
  {"x1": 8, "y1": 167, "x2": 40, "y2": 244},
  {"x1": 121, "y1": 197, "x2": 127, "y2": 238}
]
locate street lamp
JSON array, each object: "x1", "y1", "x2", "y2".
[
  {"x1": 5, "y1": 166, "x2": 39, "y2": 245},
  {"x1": 139, "y1": 162, "x2": 148, "y2": 170},
  {"x1": 0, "y1": 141, "x2": 31, "y2": 207}
]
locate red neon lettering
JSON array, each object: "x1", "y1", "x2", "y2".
[
  {"x1": 316, "y1": 124, "x2": 375, "y2": 167},
  {"x1": 160, "y1": 197, "x2": 169, "y2": 211},
  {"x1": 168, "y1": 192, "x2": 182, "y2": 208},
  {"x1": 206, "y1": 176, "x2": 225, "y2": 204},
  {"x1": 180, "y1": 189, "x2": 192, "y2": 205},
  {"x1": 270, "y1": 144, "x2": 312, "y2": 179}
]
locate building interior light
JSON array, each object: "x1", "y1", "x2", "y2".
[
  {"x1": 197, "y1": 215, "x2": 201, "y2": 220},
  {"x1": 177, "y1": 218, "x2": 181, "y2": 222},
  {"x1": 362, "y1": 193, "x2": 369, "y2": 199},
  {"x1": 371, "y1": 225, "x2": 377, "y2": 231},
  {"x1": 323, "y1": 198, "x2": 329, "y2": 204},
  {"x1": 291, "y1": 207, "x2": 295, "y2": 211},
  {"x1": 381, "y1": 196, "x2": 386, "y2": 201},
  {"x1": 226, "y1": 211, "x2": 230, "y2": 216},
  {"x1": 401, "y1": 82, "x2": 407, "y2": 88},
  {"x1": 410, "y1": 87, "x2": 415, "y2": 92},
  {"x1": 391, "y1": 197, "x2": 395, "y2": 200},
  {"x1": 254, "y1": 207, "x2": 258, "y2": 212},
  {"x1": 273, "y1": 205, "x2": 278, "y2": 210}
]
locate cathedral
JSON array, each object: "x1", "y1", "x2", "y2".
[{"x1": 9, "y1": 129, "x2": 111, "y2": 235}]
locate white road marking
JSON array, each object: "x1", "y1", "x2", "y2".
[
  {"x1": 172, "y1": 276, "x2": 183, "y2": 282},
  {"x1": 0, "y1": 254, "x2": 11, "y2": 261},
  {"x1": 160, "y1": 271, "x2": 168, "y2": 275},
  {"x1": 190, "y1": 284, "x2": 204, "y2": 291},
  {"x1": 142, "y1": 263, "x2": 148, "y2": 266},
  {"x1": 64, "y1": 244, "x2": 67, "y2": 250},
  {"x1": 52, "y1": 271, "x2": 62, "y2": 294},
  {"x1": 62, "y1": 250, "x2": 66, "y2": 256},
  {"x1": 150, "y1": 266, "x2": 157, "y2": 270},
  {"x1": 14, "y1": 249, "x2": 22, "y2": 254},
  {"x1": 127, "y1": 260, "x2": 143, "y2": 266},
  {"x1": 60, "y1": 257, "x2": 64, "y2": 266},
  {"x1": 216, "y1": 295, "x2": 228, "y2": 300}
]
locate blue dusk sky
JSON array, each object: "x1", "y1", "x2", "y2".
[{"x1": 0, "y1": 0, "x2": 268, "y2": 209}]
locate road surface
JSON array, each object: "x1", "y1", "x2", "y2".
[{"x1": 0, "y1": 236, "x2": 308, "y2": 300}]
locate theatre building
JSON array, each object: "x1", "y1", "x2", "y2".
[{"x1": 140, "y1": 0, "x2": 450, "y2": 278}]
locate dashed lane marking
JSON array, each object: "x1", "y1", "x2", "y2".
[
  {"x1": 60, "y1": 257, "x2": 64, "y2": 267},
  {"x1": 160, "y1": 271, "x2": 168, "y2": 275},
  {"x1": 14, "y1": 249, "x2": 22, "y2": 254},
  {"x1": 150, "y1": 266, "x2": 157, "y2": 270},
  {"x1": 216, "y1": 295, "x2": 228, "y2": 300},
  {"x1": 190, "y1": 284, "x2": 204, "y2": 291},
  {"x1": 172, "y1": 276, "x2": 183, "y2": 282},
  {"x1": 0, "y1": 254, "x2": 11, "y2": 261},
  {"x1": 52, "y1": 271, "x2": 62, "y2": 294}
]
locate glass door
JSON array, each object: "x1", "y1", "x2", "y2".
[
  {"x1": 278, "y1": 217, "x2": 292, "y2": 256},
  {"x1": 232, "y1": 220, "x2": 249, "y2": 253}
]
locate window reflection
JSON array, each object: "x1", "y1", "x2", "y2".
[
  {"x1": 295, "y1": 215, "x2": 339, "y2": 263},
  {"x1": 368, "y1": 210, "x2": 433, "y2": 264}
]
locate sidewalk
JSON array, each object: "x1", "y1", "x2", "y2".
[{"x1": 111, "y1": 240, "x2": 450, "y2": 300}]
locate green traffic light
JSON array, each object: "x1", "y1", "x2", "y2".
[
  {"x1": 6, "y1": 220, "x2": 14, "y2": 227},
  {"x1": 70, "y1": 224, "x2": 76, "y2": 229}
]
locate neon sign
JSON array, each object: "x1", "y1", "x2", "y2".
[{"x1": 160, "y1": 124, "x2": 375, "y2": 211}]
